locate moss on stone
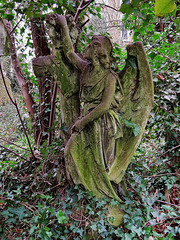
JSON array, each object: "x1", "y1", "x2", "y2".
[{"x1": 107, "y1": 205, "x2": 125, "y2": 227}]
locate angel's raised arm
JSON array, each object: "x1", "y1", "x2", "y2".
[{"x1": 46, "y1": 14, "x2": 88, "y2": 71}]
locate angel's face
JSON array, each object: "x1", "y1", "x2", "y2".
[{"x1": 85, "y1": 37, "x2": 103, "y2": 60}]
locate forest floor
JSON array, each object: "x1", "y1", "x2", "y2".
[{"x1": 0, "y1": 101, "x2": 179, "y2": 240}]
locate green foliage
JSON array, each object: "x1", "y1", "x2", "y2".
[
  {"x1": 155, "y1": 0, "x2": 177, "y2": 16},
  {"x1": 119, "y1": 0, "x2": 177, "y2": 17},
  {"x1": 0, "y1": 1, "x2": 179, "y2": 239},
  {"x1": 0, "y1": 150, "x2": 179, "y2": 239},
  {"x1": 121, "y1": 0, "x2": 180, "y2": 168},
  {"x1": 124, "y1": 119, "x2": 141, "y2": 137},
  {"x1": 125, "y1": 55, "x2": 137, "y2": 69}
]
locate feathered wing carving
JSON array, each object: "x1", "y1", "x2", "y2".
[{"x1": 108, "y1": 42, "x2": 154, "y2": 184}]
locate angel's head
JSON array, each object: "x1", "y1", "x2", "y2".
[{"x1": 85, "y1": 36, "x2": 113, "y2": 69}]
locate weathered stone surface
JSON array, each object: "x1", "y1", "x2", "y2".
[
  {"x1": 0, "y1": 75, "x2": 13, "y2": 105},
  {"x1": 0, "y1": 20, "x2": 11, "y2": 56},
  {"x1": 107, "y1": 205, "x2": 125, "y2": 227},
  {"x1": 32, "y1": 14, "x2": 154, "y2": 225}
]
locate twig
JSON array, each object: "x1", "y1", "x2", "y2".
[
  {"x1": 0, "y1": 62, "x2": 35, "y2": 159},
  {"x1": 96, "y1": 3, "x2": 120, "y2": 12},
  {"x1": 44, "y1": 183, "x2": 61, "y2": 193},
  {"x1": 154, "y1": 50, "x2": 177, "y2": 63},
  {"x1": 74, "y1": 0, "x2": 94, "y2": 23},
  {"x1": 0, "y1": 196, "x2": 41, "y2": 217},
  {"x1": 0, "y1": 143, "x2": 27, "y2": 160},
  {"x1": 69, "y1": 215, "x2": 83, "y2": 223},
  {"x1": 48, "y1": 81, "x2": 57, "y2": 146},
  {"x1": 0, "y1": 137, "x2": 31, "y2": 152},
  {"x1": 149, "y1": 144, "x2": 180, "y2": 166},
  {"x1": 146, "y1": 30, "x2": 176, "y2": 53},
  {"x1": 146, "y1": 140, "x2": 162, "y2": 155},
  {"x1": 156, "y1": 199, "x2": 180, "y2": 209},
  {"x1": 76, "y1": 211, "x2": 93, "y2": 224},
  {"x1": 165, "y1": 216, "x2": 180, "y2": 220},
  {"x1": 9, "y1": 15, "x2": 24, "y2": 35},
  {"x1": 145, "y1": 172, "x2": 177, "y2": 178},
  {"x1": 81, "y1": 19, "x2": 89, "y2": 28}
]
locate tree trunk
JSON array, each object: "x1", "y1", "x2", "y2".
[
  {"x1": 30, "y1": 17, "x2": 52, "y2": 145},
  {"x1": 2, "y1": 19, "x2": 36, "y2": 123}
]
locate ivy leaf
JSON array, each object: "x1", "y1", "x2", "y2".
[
  {"x1": 174, "y1": 17, "x2": 180, "y2": 32},
  {"x1": 124, "y1": 119, "x2": 141, "y2": 136},
  {"x1": 133, "y1": 124, "x2": 141, "y2": 137},
  {"x1": 90, "y1": 224, "x2": 97, "y2": 231},
  {"x1": 152, "y1": 32, "x2": 160, "y2": 42},
  {"x1": 119, "y1": 3, "x2": 133, "y2": 14},
  {"x1": 125, "y1": 198, "x2": 134, "y2": 205},
  {"x1": 125, "y1": 233, "x2": 133, "y2": 240},
  {"x1": 38, "y1": 229, "x2": 51, "y2": 240},
  {"x1": 1, "y1": 209, "x2": 14, "y2": 218},
  {"x1": 38, "y1": 211, "x2": 50, "y2": 225},
  {"x1": 96, "y1": 7, "x2": 101, "y2": 13},
  {"x1": 56, "y1": 210, "x2": 68, "y2": 224},
  {"x1": 30, "y1": 225, "x2": 37, "y2": 235},
  {"x1": 131, "y1": 226, "x2": 142, "y2": 236},
  {"x1": 132, "y1": 0, "x2": 140, "y2": 7},
  {"x1": 9, "y1": 206, "x2": 27, "y2": 220},
  {"x1": 126, "y1": 55, "x2": 137, "y2": 69},
  {"x1": 6, "y1": 218, "x2": 17, "y2": 223},
  {"x1": 134, "y1": 9, "x2": 146, "y2": 19},
  {"x1": 155, "y1": 0, "x2": 176, "y2": 16},
  {"x1": 149, "y1": 52, "x2": 157, "y2": 60},
  {"x1": 108, "y1": 216, "x2": 114, "y2": 223},
  {"x1": 3, "y1": 13, "x2": 14, "y2": 21}
]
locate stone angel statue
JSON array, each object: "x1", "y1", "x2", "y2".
[{"x1": 32, "y1": 14, "x2": 153, "y2": 225}]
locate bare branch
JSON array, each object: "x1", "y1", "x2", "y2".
[
  {"x1": 96, "y1": 3, "x2": 119, "y2": 12},
  {"x1": 156, "y1": 199, "x2": 180, "y2": 208},
  {"x1": 0, "y1": 143, "x2": 27, "y2": 160},
  {"x1": 0, "y1": 137, "x2": 31, "y2": 152},
  {"x1": 48, "y1": 81, "x2": 58, "y2": 145},
  {"x1": 146, "y1": 30, "x2": 176, "y2": 53},
  {"x1": 154, "y1": 50, "x2": 177, "y2": 64},
  {"x1": 2, "y1": 19, "x2": 35, "y2": 119},
  {"x1": 0, "y1": 62, "x2": 35, "y2": 159},
  {"x1": 9, "y1": 14, "x2": 24, "y2": 35},
  {"x1": 145, "y1": 172, "x2": 178, "y2": 178},
  {"x1": 149, "y1": 144, "x2": 180, "y2": 166},
  {"x1": 74, "y1": 0, "x2": 94, "y2": 23}
]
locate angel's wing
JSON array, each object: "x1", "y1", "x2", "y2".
[{"x1": 108, "y1": 42, "x2": 154, "y2": 184}]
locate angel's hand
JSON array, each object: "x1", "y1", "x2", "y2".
[{"x1": 56, "y1": 15, "x2": 68, "y2": 28}]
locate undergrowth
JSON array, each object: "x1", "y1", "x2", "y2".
[{"x1": 0, "y1": 137, "x2": 179, "y2": 240}]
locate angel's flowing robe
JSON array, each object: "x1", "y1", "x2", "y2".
[{"x1": 65, "y1": 66, "x2": 124, "y2": 200}]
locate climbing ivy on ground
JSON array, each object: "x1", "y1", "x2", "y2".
[{"x1": 0, "y1": 146, "x2": 179, "y2": 239}]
